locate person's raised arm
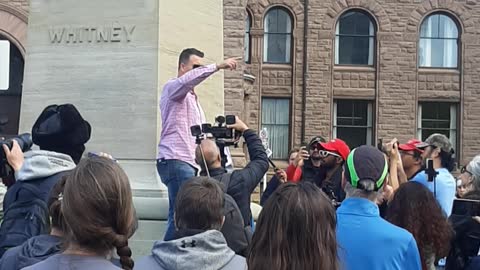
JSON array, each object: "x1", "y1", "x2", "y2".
[
  {"x1": 168, "y1": 57, "x2": 241, "y2": 101},
  {"x1": 227, "y1": 117, "x2": 269, "y2": 194}
]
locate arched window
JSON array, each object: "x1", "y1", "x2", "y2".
[
  {"x1": 335, "y1": 10, "x2": 376, "y2": 66},
  {"x1": 0, "y1": 35, "x2": 24, "y2": 136},
  {"x1": 245, "y1": 12, "x2": 252, "y2": 63},
  {"x1": 263, "y1": 7, "x2": 292, "y2": 64},
  {"x1": 419, "y1": 13, "x2": 459, "y2": 68}
]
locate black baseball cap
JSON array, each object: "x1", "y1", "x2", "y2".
[
  {"x1": 345, "y1": 145, "x2": 388, "y2": 192},
  {"x1": 308, "y1": 136, "x2": 326, "y2": 147}
]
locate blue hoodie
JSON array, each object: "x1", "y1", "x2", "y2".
[
  {"x1": 0, "y1": 234, "x2": 61, "y2": 270},
  {"x1": 337, "y1": 198, "x2": 422, "y2": 270}
]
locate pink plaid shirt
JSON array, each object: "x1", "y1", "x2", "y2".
[{"x1": 158, "y1": 64, "x2": 217, "y2": 167}]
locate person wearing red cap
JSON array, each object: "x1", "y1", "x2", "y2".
[
  {"x1": 316, "y1": 139, "x2": 350, "y2": 204},
  {"x1": 398, "y1": 139, "x2": 424, "y2": 180},
  {"x1": 286, "y1": 138, "x2": 350, "y2": 204}
]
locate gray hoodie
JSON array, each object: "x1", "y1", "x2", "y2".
[
  {"x1": 15, "y1": 150, "x2": 76, "y2": 181},
  {"x1": 134, "y1": 230, "x2": 247, "y2": 270}
]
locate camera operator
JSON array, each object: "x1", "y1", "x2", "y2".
[
  {"x1": 414, "y1": 133, "x2": 456, "y2": 217},
  {"x1": 0, "y1": 104, "x2": 91, "y2": 256},
  {"x1": 195, "y1": 117, "x2": 268, "y2": 230},
  {"x1": 398, "y1": 139, "x2": 424, "y2": 180}
]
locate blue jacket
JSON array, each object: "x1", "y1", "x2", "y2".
[
  {"x1": 337, "y1": 198, "x2": 422, "y2": 270},
  {"x1": 411, "y1": 168, "x2": 456, "y2": 216},
  {"x1": 0, "y1": 234, "x2": 61, "y2": 270}
]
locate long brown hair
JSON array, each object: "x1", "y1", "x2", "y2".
[
  {"x1": 248, "y1": 182, "x2": 339, "y2": 270},
  {"x1": 387, "y1": 182, "x2": 453, "y2": 270},
  {"x1": 62, "y1": 157, "x2": 137, "y2": 270},
  {"x1": 47, "y1": 176, "x2": 67, "y2": 230}
]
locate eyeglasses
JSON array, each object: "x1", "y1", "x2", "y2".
[
  {"x1": 461, "y1": 166, "x2": 473, "y2": 176},
  {"x1": 193, "y1": 64, "x2": 204, "y2": 69},
  {"x1": 319, "y1": 150, "x2": 340, "y2": 158}
]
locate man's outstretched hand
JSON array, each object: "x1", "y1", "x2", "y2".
[{"x1": 217, "y1": 57, "x2": 242, "y2": 71}]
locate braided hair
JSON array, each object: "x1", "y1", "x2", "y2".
[{"x1": 61, "y1": 157, "x2": 137, "y2": 269}]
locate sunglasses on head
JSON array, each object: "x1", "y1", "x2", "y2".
[
  {"x1": 319, "y1": 150, "x2": 340, "y2": 158},
  {"x1": 461, "y1": 166, "x2": 473, "y2": 175}
]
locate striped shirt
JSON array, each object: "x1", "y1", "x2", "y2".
[{"x1": 158, "y1": 64, "x2": 217, "y2": 167}]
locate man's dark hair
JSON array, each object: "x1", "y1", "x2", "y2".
[
  {"x1": 439, "y1": 149, "x2": 455, "y2": 172},
  {"x1": 175, "y1": 177, "x2": 224, "y2": 231},
  {"x1": 178, "y1": 48, "x2": 204, "y2": 69}
]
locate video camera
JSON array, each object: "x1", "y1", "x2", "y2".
[
  {"x1": 191, "y1": 115, "x2": 238, "y2": 145},
  {"x1": 191, "y1": 115, "x2": 239, "y2": 169},
  {"x1": 0, "y1": 133, "x2": 33, "y2": 178}
]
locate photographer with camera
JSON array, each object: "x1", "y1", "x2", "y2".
[
  {"x1": 0, "y1": 104, "x2": 91, "y2": 256},
  {"x1": 398, "y1": 139, "x2": 424, "y2": 180},
  {"x1": 157, "y1": 48, "x2": 240, "y2": 241},
  {"x1": 195, "y1": 116, "x2": 268, "y2": 253}
]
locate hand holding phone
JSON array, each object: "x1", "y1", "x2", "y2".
[{"x1": 294, "y1": 146, "x2": 309, "y2": 167}]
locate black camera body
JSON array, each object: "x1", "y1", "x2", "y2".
[
  {"x1": 0, "y1": 133, "x2": 33, "y2": 178},
  {"x1": 191, "y1": 115, "x2": 237, "y2": 145},
  {"x1": 191, "y1": 115, "x2": 238, "y2": 169}
]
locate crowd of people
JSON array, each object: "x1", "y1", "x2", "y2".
[{"x1": 0, "y1": 48, "x2": 477, "y2": 270}]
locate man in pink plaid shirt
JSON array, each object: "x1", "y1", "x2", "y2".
[{"x1": 157, "y1": 48, "x2": 239, "y2": 240}]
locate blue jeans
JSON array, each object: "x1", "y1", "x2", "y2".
[{"x1": 157, "y1": 159, "x2": 197, "y2": 241}]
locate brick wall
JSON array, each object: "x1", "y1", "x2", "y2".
[
  {"x1": 0, "y1": 0, "x2": 29, "y2": 14},
  {"x1": 224, "y1": 0, "x2": 480, "y2": 168}
]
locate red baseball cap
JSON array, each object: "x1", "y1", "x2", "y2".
[
  {"x1": 398, "y1": 139, "x2": 423, "y2": 153},
  {"x1": 320, "y1": 139, "x2": 351, "y2": 161}
]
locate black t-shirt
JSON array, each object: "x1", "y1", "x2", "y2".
[{"x1": 302, "y1": 160, "x2": 345, "y2": 203}]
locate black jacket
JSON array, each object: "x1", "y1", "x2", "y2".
[
  {"x1": 260, "y1": 175, "x2": 281, "y2": 206},
  {"x1": 203, "y1": 129, "x2": 269, "y2": 226},
  {"x1": 301, "y1": 159, "x2": 327, "y2": 184},
  {"x1": 301, "y1": 161, "x2": 345, "y2": 203}
]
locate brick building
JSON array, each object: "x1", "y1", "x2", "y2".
[
  {"x1": 2, "y1": 0, "x2": 479, "y2": 169},
  {"x1": 224, "y1": 0, "x2": 480, "y2": 167},
  {"x1": 0, "y1": 0, "x2": 28, "y2": 136}
]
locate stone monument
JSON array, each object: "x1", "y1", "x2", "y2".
[{"x1": 20, "y1": 0, "x2": 160, "y2": 192}]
